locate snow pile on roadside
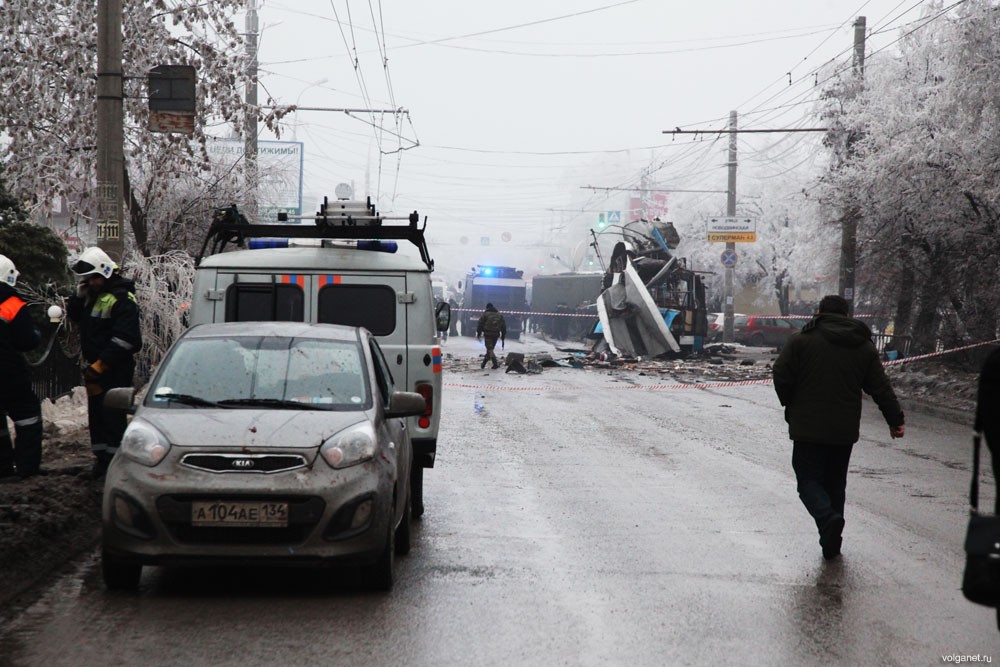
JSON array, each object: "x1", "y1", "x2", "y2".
[{"x1": 39, "y1": 386, "x2": 89, "y2": 438}]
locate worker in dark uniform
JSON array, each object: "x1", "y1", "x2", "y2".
[
  {"x1": 476, "y1": 303, "x2": 506, "y2": 370},
  {"x1": 0, "y1": 254, "x2": 44, "y2": 479},
  {"x1": 67, "y1": 247, "x2": 142, "y2": 478}
]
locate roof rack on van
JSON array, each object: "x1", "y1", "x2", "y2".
[{"x1": 196, "y1": 197, "x2": 434, "y2": 269}]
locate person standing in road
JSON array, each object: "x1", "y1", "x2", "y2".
[
  {"x1": 67, "y1": 247, "x2": 142, "y2": 478},
  {"x1": 976, "y1": 346, "x2": 1000, "y2": 513},
  {"x1": 974, "y1": 346, "x2": 1000, "y2": 629},
  {"x1": 0, "y1": 255, "x2": 44, "y2": 480},
  {"x1": 772, "y1": 294, "x2": 905, "y2": 560},
  {"x1": 476, "y1": 302, "x2": 506, "y2": 370}
]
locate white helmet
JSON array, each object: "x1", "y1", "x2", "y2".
[
  {"x1": 0, "y1": 254, "x2": 18, "y2": 287},
  {"x1": 72, "y1": 247, "x2": 116, "y2": 279}
]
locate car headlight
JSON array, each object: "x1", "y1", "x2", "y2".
[
  {"x1": 119, "y1": 421, "x2": 171, "y2": 467},
  {"x1": 320, "y1": 422, "x2": 376, "y2": 469}
]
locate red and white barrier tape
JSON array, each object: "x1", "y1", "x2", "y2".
[
  {"x1": 444, "y1": 378, "x2": 774, "y2": 392},
  {"x1": 443, "y1": 338, "x2": 1000, "y2": 392},
  {"x1": 452, "y1": 307, "x2": 585, "y2": 318},
  {"x1": 452, "y1": 307, "x2": 888, "y2": 320},
  {"x1": 883, "y1": 338, "x2": 1000, "y2": 366}
]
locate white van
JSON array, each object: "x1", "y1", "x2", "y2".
[{"x1": 189, "y1": 199, "x2": 451, "y2": 516}]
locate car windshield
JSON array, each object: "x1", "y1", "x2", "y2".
[{"x1": 148, "y1": 335, "x2": 371, "y2": 411}]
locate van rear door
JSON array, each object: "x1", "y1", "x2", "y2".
[
  {"x1": 315, "y1": 271, "x2": 409, "y2": 388},
  {"x1": 212, "y1": 272, "x2": 312, "y2": 323}
]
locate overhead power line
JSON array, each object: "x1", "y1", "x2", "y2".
[{"x1": 665, "y1": 127, "x2": 830, "y2": 135}]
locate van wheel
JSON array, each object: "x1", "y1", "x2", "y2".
[
  {"x1": 410, "y1": 465, "x2": 424, "y2": 519},
  {"x1": 395, "y1": 486, "x2": 412, "y2": 556},
  {"x1": 102, "y1": 549, "x2": 142, "y2": 591},
  {"x1": 362, "y1": 527, "x2": 395, "y2": 592}
]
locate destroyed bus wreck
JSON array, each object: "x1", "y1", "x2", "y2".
[{"x1": 588, "y1": 219, "x2": 710, "y2": 360}]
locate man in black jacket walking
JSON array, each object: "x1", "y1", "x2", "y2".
[
  {"x1": 773, "y1": 295, "x2": 905, "y2": 560},
  {"x1": 0, "y1": 255, "x2": 44, "y2": 479},
  {"x1": 67, "y1": 247, "x2": 142, "y2": 478}
]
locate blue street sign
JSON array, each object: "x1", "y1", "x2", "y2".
[{"x1": 721, "y1": 248, "x2": 738, "y2": 268}]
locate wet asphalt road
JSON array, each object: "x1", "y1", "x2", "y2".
[{"x1": 1, "y1": 333, "x2": 996, "y2": 666}]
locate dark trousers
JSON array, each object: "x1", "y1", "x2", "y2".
[
  {"x1": 0, "y1": 380, "x2": 43, "y2": 475},
  {"x1": 483, "y1": 335, "x2": 500, "y2": 367},
  {"x1": 791, "y1": 441, "x2": 854, "y2": 532},
  {"x1": 86, "y1": 361, "x2": 133, "y2": 462}
]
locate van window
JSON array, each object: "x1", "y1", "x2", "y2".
[
  {"x1": 318, "y1": 284, "x2": 396, "y2": 336},
  {"x1": 225, "y1": 283, "x2": 304, "y2": 322}
]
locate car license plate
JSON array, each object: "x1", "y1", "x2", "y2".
[{"x1": 191, "y1": 501, "x2": 288, "y2": 528}]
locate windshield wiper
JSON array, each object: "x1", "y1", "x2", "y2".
[
  {"x1": 217, "y1": 398, "x2": 316, "y2": 410},
  {"x1": 153, "y1": 392, "x2": 227, "y2": 408}
]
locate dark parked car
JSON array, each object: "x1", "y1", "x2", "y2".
[{"x1": 100, "y1": 322, "x2": 426, "y2": 592}]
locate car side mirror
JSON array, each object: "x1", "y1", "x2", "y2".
[
  {"x1": 104, "y1": 387, "x2": 136, "y2": 414},
  {"x1": 435, "y1": 301, "x2": 451, "y2": 332},
  {"x1": 386, "y1": 390, "x2": 426, "y2": 418}
]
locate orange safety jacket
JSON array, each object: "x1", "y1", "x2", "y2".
[{"x1": 0, "y1": 295, "x2": 26, "y2": 322}]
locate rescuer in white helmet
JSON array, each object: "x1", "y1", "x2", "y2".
[
  {"x1": 0, "y1": 254, "x2": 45, "y2": 479},
  {"x1": 67, "y1": 247, "x2": 142, "y2": 478}
]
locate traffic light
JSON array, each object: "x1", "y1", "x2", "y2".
[{"x1": 596, "y1": 213, "x2": 607, "y2": 231}]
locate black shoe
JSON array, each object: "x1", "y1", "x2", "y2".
[
  {"x1": 0, "y1": 468, "x2": 15, "y2": 479},
  {"x1": 18, "y1": 468, "x2": 49, "y2": 479},
  {"x1": 480, "y1": 358, "x2": 487, "y2": 369},
  {"x1": 820, "y1": 515, "x2": 845, "y2": 560},
  {"x1": 492, "y1": 363, "x2": 499, "y2": 369}
]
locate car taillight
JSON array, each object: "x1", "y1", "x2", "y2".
[{"x1": 415, "y1": 382, "x2": 433, "y2": 429}]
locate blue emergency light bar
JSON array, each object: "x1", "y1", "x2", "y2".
[
  {"x1": 247, "y1": 239, "x2": 398, "y2": 253},
  {"x1": 474, "y1": 265, "x2": 522, "y2": 279}
]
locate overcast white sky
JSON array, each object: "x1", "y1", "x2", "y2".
[{"x1": 252, "y1": 0, "x2": 931, "y2": 284}]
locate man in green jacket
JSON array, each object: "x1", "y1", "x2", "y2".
[
  {"x1": 773, "y1": 295, "x2": 905, "y2": 560},
  {"x1": 476, "y1": 303, "x2": 506, "y2": 370}
]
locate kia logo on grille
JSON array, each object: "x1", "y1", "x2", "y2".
[{"x1": 232, "y1": 459, "x2": 255, "y2": 469}]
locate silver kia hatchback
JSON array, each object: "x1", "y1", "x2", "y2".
[{"x1": 100, "y1": 321, "x2": 425, "y2": 592}]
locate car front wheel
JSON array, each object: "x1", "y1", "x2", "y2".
[
  {"x1": 395, "y1": 486, "x2": 412, "y2": 556},
  {"x1": 749, "y1": 332, "x2": 765, "y2": 347},
  {"x1": 102, "y1": 549, "x2": 142, "y2": 591},
  {"x1": 362, "y1": 526, "x2": 395, "y2": 592}
]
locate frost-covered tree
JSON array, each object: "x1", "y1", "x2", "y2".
[
  {"x1": 816, "y1": 0, "x2": 1000, "y2": 351},
  {"x1": 124, "y1": 250, "x2": 193, "y2": 383},
  {"x1": 671, "y1": 146, "x2": 835, "y2": 315},
  {"x1": 0, "y1": 0, "x2": 287, "y2": 255},
  {"x1": 0, "y1": 166, "x2": 28, "y2": 226}
]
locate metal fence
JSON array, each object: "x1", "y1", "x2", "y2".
[
  {"x1": 872, "y1": 334, "x2": 912, "y2": 360},
  {"x1": 26, "y1": 322, "x2": 83, "y2": 402}
]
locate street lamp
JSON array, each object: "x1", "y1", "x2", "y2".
[{"x1": 292, "y1": 78, "x2": 328, "y2": 141}]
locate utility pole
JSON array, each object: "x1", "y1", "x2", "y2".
[
  {"x1": 96, "y1": 0, "x2": 124, "y2": 262},
  {"x1": 723, "y1": 110, "x2": 738, "y2": 343},
  {"x1": 244, "y1": 0, "x2": 259, "y2": 221},
  {"x1": 838, "y1": 16, "x2": 866, "y2": 316}
]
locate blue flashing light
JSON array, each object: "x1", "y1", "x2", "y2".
[
  {"x1": 481, "y1": 267, "x2": 495, "y2": 276},
  {"x1": 248, "y1": 238, "x2": 289, "y2": 249},
  {"x1": 357, "y1": 240, "x2": 398, "y2": 253}
]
